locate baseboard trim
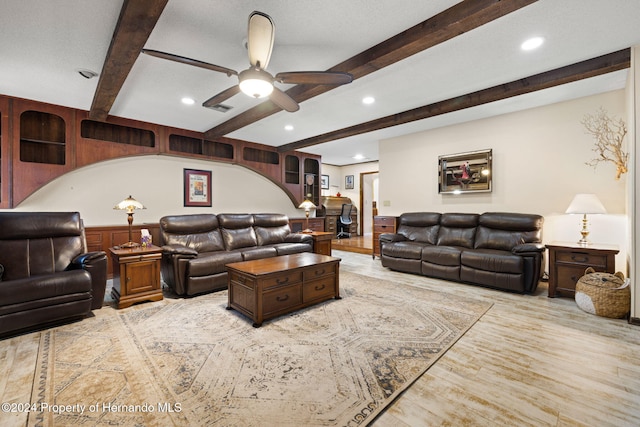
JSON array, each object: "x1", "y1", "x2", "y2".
[{"x1": 629, "y1": 317, "x2": 640, "y2": 326}]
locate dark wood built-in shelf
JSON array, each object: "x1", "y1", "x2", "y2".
[{"x1": 0, "y1": 94, "x2": 321, "y2": 209}]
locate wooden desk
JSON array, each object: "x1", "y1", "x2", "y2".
[
  {"x1": 546, "y1": 241, "x2": 619, "y2": 298},
  {"x1": 109, "y1": 244, "x2": 163, "y2": 308}
]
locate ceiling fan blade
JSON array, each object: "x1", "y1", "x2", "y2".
[
  {"x1": 270, "y1": 87, "x2": 299, "y2": 112},
  {"x1": 142, "y1": 49, "x2": 238, "y2": 77},
  {"x1": 275, "y1": 71, "x2": 354, "y2": 85},
  {"x1": 247, "y1": 11, "x2": 275, "y2": 69},
  {"x1": 202, "y1": 85, "x2": 241, "y2": 108}
]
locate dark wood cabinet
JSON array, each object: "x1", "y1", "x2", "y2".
[
  {"x1": 289, "y1": 217, "x2": 324, "y2": 233},
  {"x1": 110, "y1": 245, "x2": 163, "y2": 308},
  {"x1": 0, "y1": 95, "x2": 321, "y2": 208},
  {"x1": 546, "y1": 242, "x2": 619, "y2": 298},
  {"x1": 373, "y1": 216, "x2": 397, "y2": 259},
  {"x1": 85, "y1": 224, "x2": 161, "y2": 278}
]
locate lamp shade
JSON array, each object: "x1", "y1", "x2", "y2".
[
  {"x1": 298, "y1": 199, "x2": 316, "y2": 210},
  {"x1": 114, "y1": 195, "x2": 146, "y2": 213},
  {"x1": 565, "y1": 194, "x2": 607, "y2": 214}
]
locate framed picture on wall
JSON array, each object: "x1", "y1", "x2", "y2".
[
  {"x1": 184, "y1": 168, "x2": 212, "y2": 207},
  {"x1": 345, "y1": 175, "x2": 354, "y2": 189},
  {"x1": 438, "y1": 149, "x2": 492, "y2": 194},
  {"x1": 321, "y1": 174, "x2": 329, "y2": 189}
]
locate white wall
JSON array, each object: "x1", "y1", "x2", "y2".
[
  {"x1": 379, "y1": 90, "x2": 628, "y2": 272},
  {"x1": 10, "y1": 155, "x2": 305, "y2": 226}
]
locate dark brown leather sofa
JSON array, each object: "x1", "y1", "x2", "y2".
[
  {"x1": 379, "y1": 212, "x2": 545, "y2": 293},
  {"x1": 0, "y1": 212, "x2": 108, "y2": 337},
  {"x1": 160, "y1": 213, "x2": 313, "y2": 296}
]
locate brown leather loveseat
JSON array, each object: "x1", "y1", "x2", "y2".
[
  {"x1": 0, "y1": 212, "x2": 108, "y2": 337},
  {"x1": 160, "y1": 213, "x2": 313, "y2": 296},
  {"x1": 379, "y1": 212, "x2": 544, "y2": 293}
]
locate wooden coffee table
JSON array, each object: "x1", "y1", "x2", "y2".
[{"x1": 226, "y1": 252, "x2": 341, "y2": 327}]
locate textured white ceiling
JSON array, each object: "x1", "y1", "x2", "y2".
[{"x1": 0, "y1": 0, "x2": 638, "y2": 165}]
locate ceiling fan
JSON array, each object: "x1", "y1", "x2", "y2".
[{"x1": 142, "y1": 11, "x2": 354, "y2": 112}]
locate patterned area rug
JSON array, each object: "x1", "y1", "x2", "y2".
[{"x1": 21, "y1": 272, "x2": 491, "y2": 426}]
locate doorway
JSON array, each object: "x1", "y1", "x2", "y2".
[{"x1": 359, "y1": 171, "x2": 379, "y2": 237}]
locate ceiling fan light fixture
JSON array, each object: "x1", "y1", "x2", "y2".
[{"x1": 239, "y1": 68, "x2": 274, "y2": 98}]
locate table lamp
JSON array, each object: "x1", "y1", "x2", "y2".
[
  {"x1": 565, "y1": 193, "x2": 606, "y2": 245},
  {"x1": 298, "y1": 199, "x2": 317, "y2": 233},
  {"x1": 114, "y1": 195, "x2": 146, "y2": 248}
]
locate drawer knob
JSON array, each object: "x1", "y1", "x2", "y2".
[
  {"x1": 571, "y1": 255, "x2": 588, "y2": 263},
  {"x1": 276, "y1": 277, "x2": 289, "y2": 285},
  {"x1": 315, "y1": 269, "x2": 325, "y2": 276},
  {"x1": 315, "y1": 284, "x2": 326, "y2": 291},
  {"x1": 276, "y1": 294, "x2": 289, "y2": 302}
]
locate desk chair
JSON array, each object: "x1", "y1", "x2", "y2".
[{"x1": 337, "y1": 204, "x2": 353, "y2": 238}]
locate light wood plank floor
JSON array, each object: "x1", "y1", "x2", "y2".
[{"x1": 335, "y1": 250, "x2": 640, "y2": 427}]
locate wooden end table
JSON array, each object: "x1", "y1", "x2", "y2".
[
  {"x1": 546, "y1": 241, "x2": 619, "y2": 298},
  {"x1": 109, "y1": 244, "x2": 163, "y2": 308},
  {"x1": 226, "y1": 253, "x2": 341, "y2": 327},
  {"x1": 304, "y1": 231, "x2": 334, "y2": 256}
]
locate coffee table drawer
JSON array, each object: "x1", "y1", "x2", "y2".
[
  {"x1": 263, "y1": 284, "x2": 302, "y2": 315},
  {"x1": 303, "y1": 264, "x2": 335, "y2": 281},
  {"x1": 262, "y1": 271, "x2": 303, "y2": 290},
  {"x1": 303, "y1": 276, "x2": 336, "y2": 302}
]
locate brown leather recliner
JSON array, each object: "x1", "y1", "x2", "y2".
[
  {"x1": 0, "y1": 212, "x2": 108, "y2": 338},
  {"x1": 160, "y1": 213, "x2": 313, "y2": 296}
]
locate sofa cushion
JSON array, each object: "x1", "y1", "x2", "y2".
[
  {"x1": 0, "y1": 270, "x2": 91, "y2": 306},
  {"x1": 241, "y1": 247, "x2": 278, "y2": 261},
  {"x1": 188, "y1": 251, "x2": 243, "y2": 276},
  {"x1": 461, "y1": 249, "x2": 523, "y2": 274},
  {"x1": 397, "y1": 212, "x2": 441, "y2": 244},
  {"x1": 271, "y1": 243, "x2": 312, "y2": 256},
  {"x1": 474, "y1": 212, "x2": 543, "y2": 251},
  {"x1": 160, "y1": 214, "x2": 225, "y2": 253},
  {"x1": 436, "y1": 213, "x2": 479, "y2": 248},
  {"x1": 382, "y1": 241, "x2": 425, "y2": 260},
  {"x1": 221, "y1": 227, "x2": 258, "y2": 251},
  {"x1": 421, "y1": 245, "x2": 462, "y2": 266},
  {"x1": 255, "y1": 225, "x2": 290, "y2": 246}
]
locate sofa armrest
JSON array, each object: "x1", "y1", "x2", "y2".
[
  {"x1": 379, "y1": 233, "x2": 406, "y2": 243},
  {"x1": 162, "y1": 244, "x2": 198, "y2": 257},
  {"x1": 71, "y1": 251, "x2": 108, "y2": 310},
  {"x1": 285, "y1": 233, "x2": 314, "y2": 245},
  {"x1": 512, "y1": 243, "x2": 545, "y2": 255}
]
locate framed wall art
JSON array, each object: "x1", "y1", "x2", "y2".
[
  {"x1": 321, "y1": 174, "x2": 329, "y2": 189},
  {"x1": 438, "y1": 149, "x2": 492, "y2": 194},
  {"x1": 345, "y1": 175, "x2": 354, "y2": 189},
  {"x1": 184, "y1": 168, "x2": 212, "y2": 207}
]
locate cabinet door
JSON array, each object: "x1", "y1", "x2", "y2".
[{"x1": 124, "y1": 259, "x2": 160, "y2": 294}]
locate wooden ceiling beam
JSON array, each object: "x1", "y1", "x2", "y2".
[
  {"x1": 204, "y1": 0, "x2": 539, "y2": 140},
  {"x1": 89, "y1": 0, "x2": 168, "y2": 121},
  {"x1": 277, "y1": 49, "x2": 631, "y2": 152}
]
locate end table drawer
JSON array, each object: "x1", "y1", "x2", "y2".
[
  {"x1": 556, "y1": 251, "x2": 607, "y2": 267},
  {"x1": 263, "y1": 284, "x2": 302, "y2": 314},
  {"x1": 557, "y1": 265, "x2": 590, "y2": 288},
  {"x1": 303, "y1": 277, "x2": 336, "y2": 301}
]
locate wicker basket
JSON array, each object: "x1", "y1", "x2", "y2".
[{"x1": 575, "y1": 267, "x2": 630, "y2": 319}]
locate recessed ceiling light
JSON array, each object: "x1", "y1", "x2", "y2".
[
  {"x1": 353, "y1": 154, "x2": 366, "y2": 160},
  {"x1": 181, "y1": 97, "x2": 195, "y2": 105},
  {"x1": 362, "y1": 96, "x2": 375, "y2": 105},
  {"x1": 284, "y1": 124, "x2": 294, "y2": 131},
  {"x1": 521, "y1": 36, "x2": 544, "y2": 51}
]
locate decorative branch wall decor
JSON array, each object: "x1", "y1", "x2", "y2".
[{"x1": 582, "y1": 108, "x2": 628, "y2": 180}]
